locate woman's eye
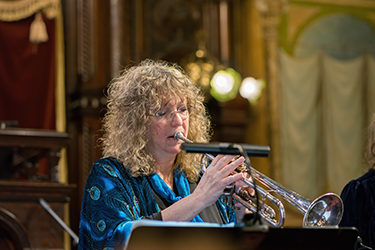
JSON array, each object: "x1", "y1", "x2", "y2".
[
  {"x1": 178, "y1": 106, "x2": 187, "y2": 112},
  {"x1": 155, "y1": 111, "x2": 166, "y2": 117}
]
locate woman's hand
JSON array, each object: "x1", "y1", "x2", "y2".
[
  {"x1": 192, "y1": 155, "x2": 245, "y2": 208},
  {"x1": 234, "y1": 171, "x2": 254, "y2": 222},
  {"x1": 161, "y1": 154, "x2": 247, "y2": 222}
]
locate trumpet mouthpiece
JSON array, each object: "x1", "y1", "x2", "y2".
[
  {"x1": 174, "y1": 131, "x2": 184, "y2": 141},
  {"x1": 174, "y1": 131, "x2": 193, "y2": 143}
]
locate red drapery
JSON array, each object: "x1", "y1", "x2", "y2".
[
  {"x1": 0, "y1": 14, "x2": 56, "y2": 179},
  {"x1": 0, "y1": 14, "x2": 56, "y2": 130}
]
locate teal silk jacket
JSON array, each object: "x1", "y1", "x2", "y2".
[{"x1": 78, "y1": 157, "x2": 236, "y2": 250}]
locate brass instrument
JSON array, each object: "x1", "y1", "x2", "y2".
[{"x1": 174, "y1": 131, "x2": 344, "y2": 228}]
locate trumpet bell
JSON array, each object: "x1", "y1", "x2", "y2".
[{"x1": 303, "y1": 193, "x2": 343, "y2": 227}]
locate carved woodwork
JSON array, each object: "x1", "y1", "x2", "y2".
[
  {"x1": 0, "y1": 178, "x2": 76, "y2": 249},
  {"x1": 0, "y1": 183, "x2": 75, "y2": 249},
  {"x1": 0, "y1": 127, "x2": 76, "y2": 249},
  {"x1": 143, "y1": 0, "x2": 202, "y2": 60},
  {"x1": 0, "y1": 128, "x2": 70, "y2": 182}
]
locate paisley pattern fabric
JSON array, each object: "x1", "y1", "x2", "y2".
[{"x1": 78, "y1": 157, "x2": 236, "y2": 250}]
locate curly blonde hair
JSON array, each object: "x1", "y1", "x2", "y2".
[{"x1": 100, "y1": 59, "x2": 211, "y2": 181}]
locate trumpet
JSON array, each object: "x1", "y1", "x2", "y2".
[{"x1": 174, "y1": 131, "x2": 344, "y2": 228}]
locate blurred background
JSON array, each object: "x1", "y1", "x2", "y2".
[{"x1": 0, "y1": 0, "x2": 374, "y2": 249}]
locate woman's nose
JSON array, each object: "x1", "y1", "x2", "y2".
[{"x1": 170, "y1": 111, "x2": 184, "y2": 124}]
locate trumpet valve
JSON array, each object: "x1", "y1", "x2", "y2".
[
  {"x1": 223, "y1": 183, "x2": 235, "y2": 206},
  {"x1": 237, "y1": 187, "x2": 253, "y2": 201}
]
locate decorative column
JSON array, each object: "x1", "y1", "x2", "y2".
[
  {"x1": 110, "y1": 0, "x2": 127, "y2": 78},
  {"x1": 255, "y1": 0, "x2": 286, "y2": 180}
]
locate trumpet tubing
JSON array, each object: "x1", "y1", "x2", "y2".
[
  {"x1": 174, "y1": 131, "x2": 344, "y2": 228},
  {"x1": 175, "y1": 131, "x2": 284, "y2": 227},
  {"x1": 200, "y1": 154, "x2": 285, "y2": 227}
]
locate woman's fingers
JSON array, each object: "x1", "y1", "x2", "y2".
[
  {"x1": 235, "y1": 172, "x2": 255, "y2": 197},
  {"x1": 209, "y1": 155, "x2": 236, "y2": 169},
  {"x1": 223, "y1": 172, "x2": 243, "y2": 186},
  {"x1": 220, "y1": 156, "x2": 245, "y2": 176},
  {"x1": 194, "y1": 155, "x2": 248, "y2": 207},
  {"x1": 204, "y1": 155, "x2": 246, "y2": 190},
  {"x1": 207, "y1": 155, "x2": 244, "y2": 173}
]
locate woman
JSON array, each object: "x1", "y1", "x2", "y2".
[
  {"x1": 78, "y1": 59, "x2": 249, "y2": 249},
  {"x1": 340, "y1": 113, "x2": 375, "y2": 249}
]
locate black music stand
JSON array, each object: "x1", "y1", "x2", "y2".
[{"x1": 125, "y1": 224, "x2": 359, "y2": 250}]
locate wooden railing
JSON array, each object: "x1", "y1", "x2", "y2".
[{"x1": 0, "y1": 128, "x2": 77, "y2": 249}]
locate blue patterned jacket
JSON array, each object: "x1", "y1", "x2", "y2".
[{"x1": 78, "y1": 157, "x2": 236, "y2": 250}]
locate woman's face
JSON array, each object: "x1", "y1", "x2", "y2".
[{"x1": 147, "y1": 98, "x2": 190, "y2": 162}]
